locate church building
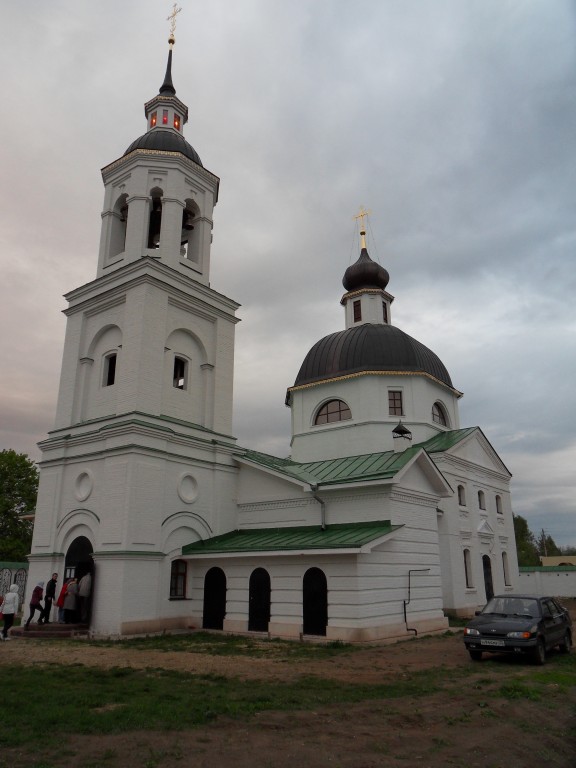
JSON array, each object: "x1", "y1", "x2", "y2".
[{"x1": 26, "y1": 35, "x2": 519, "y2": 641}]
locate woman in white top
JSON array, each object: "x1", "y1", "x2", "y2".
[{"x1": 1, "y1": 584, "x2": 20, "y2": 640}]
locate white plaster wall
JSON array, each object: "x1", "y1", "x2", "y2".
[
  {"x1": 517, "y1": 569, "x2": 576, "y2": 598},
  {"x1": 290, "y1": 373, "x2": 460, "y2": 462}
]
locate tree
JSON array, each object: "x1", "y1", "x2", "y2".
[
  {"x1": 513, "y1": 514, "x2": 540, "y2": 566},
  {"x1": 0, "y1": 449, "x2": 38, "y2": 561},
  {"x1": 536, "y1": 529, "x2": 561, "y2": 558}
]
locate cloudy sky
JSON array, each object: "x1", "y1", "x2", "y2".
[{"x1": 1, "y1": 1, "x2": 575, "y2": 545}]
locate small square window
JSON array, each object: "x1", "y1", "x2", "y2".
[
  {"x1": 174, "y1": 114, "x2": 181, "y2": 130},
  {"x1": 162, "y1": 109, "x2": 168, "y2": 125},
  {"x1": 353, "y1": 300, "x2": 362, "y2": 322},
  {"x1": 150, "y1": 111, "x2": 157, "y2": 128}
]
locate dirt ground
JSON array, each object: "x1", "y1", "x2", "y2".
[{"x1": 2, "y1": 610, "x2": 576, "y2": 768}]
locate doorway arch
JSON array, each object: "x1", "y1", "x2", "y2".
[
  {"x1": 65, "y1": 536, "x2": 93, "y2": 580},
  {"x1": 64, "y1": 536, "x2": 94, "y2": 625},
  {"x1": 482, "y1": 555, "x2": 494, "y2": 601},
  {"x1": 203, "y1": 567, "x2": 226, "y2": 630},
  {"x1": 248, "y1": 568, "x2": 271, "y2": 632},
  {"x1": 303, "y1": 567, "x2": 328, "y2": 636}
]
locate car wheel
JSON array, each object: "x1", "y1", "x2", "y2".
[
  {"x1": 559, "y1": 631, "x2": 572, "y2": 654},
  {"x1": 531, "y1": 639, "x2": 546, "y2": 665},
  {"x1": 469, "y1": 650, "x2": 482, "y2": 661}
]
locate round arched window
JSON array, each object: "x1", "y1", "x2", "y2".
[
  {"x1": 314, "y1": 399, "x2": 352, "y2": 425},
  {"x1": 432, "y1": 402, "x2": 448, "y2": 426}
]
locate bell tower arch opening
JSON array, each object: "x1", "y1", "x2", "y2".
[
  {"x1": 147, "y1": 187, "x2": 163, "y2": 249},
  {"x1": 180, "y1": 198, "x2": 201, "y2": 263},
  {"x1": 107, "y1": 193, "x2": 129, "y2": 261}
]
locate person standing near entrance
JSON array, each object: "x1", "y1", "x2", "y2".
[
  {"x1": 78, "y1": 571, "x2": 92, "y2": 624},
  {"x1": 1, "y1": 584, "x2": 20, "y2": 640},
  {"x1": 40, "y1": 573, "x2": 58, "y2": 625},
  {"x1": 63, "y1": 578, "x2": 78, "y2": 624}
]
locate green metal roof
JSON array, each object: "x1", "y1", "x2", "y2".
[
  {"x1": 415, "y1": 427, "x2": 477, "y2": 453},
  {"x1": 182, "y1": 520, "x2": 401, "y2": 555},
  {"x1": 240, "y1": 445, "x2": 423, "y2": 487},
  {"x1": 239, "y1": 429, "x2": 481, "y2": 489}
]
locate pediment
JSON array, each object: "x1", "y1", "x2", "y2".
[
  {"x1": 395, "y1": 449, "x2": 452, "y2": 497},
  {"x1": 477, "y1": 519, "x2": 495, "y2": 536},
  {"x1": 445, "y1": 428, "x2": 511, "y2": 477}
]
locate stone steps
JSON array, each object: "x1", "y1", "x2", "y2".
[{"x1": 9, "y1": 622, "x2": 89, "y2": 640}]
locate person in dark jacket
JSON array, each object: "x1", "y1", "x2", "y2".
[
  {"x1": 24, "y1": 582, "x2": 44, "y2": 628},
  {"x1": 40, "y1": 573, "x2": 58, "y2": 624}
]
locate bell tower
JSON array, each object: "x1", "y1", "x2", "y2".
[
  {"x1": 28, "y1": 22, "x2": 241, "y2": 637},
  {"x1": 96, "y1": 34, "x2": 218, "y2": 285}
]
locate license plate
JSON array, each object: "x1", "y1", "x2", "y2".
[{"x1": 481, "y1": 639, "x2": 505, "y2": 647}]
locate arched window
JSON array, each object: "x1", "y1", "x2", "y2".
[
  {"x1": 463, "y1": 548, "x2": 473, "y2": 588},
  {"x1": 102, "y1": 352, "x2": 117, "y2": 387},
  {"x1": 495, "y1": 495, "x2": 503, "y2": 514},
  {"x1": 432, "y1": 402, "x2": 448, "y2": 426},
  {"x1": 203, "y1": 567, "x2": 226, "y2": 630},
  {"x1": 248, "y1": 568, "x2": 271, "y2": 632},
  {"x1": 170, "y1": 560, "x2": 187, "y2": 598},
  {"x1": 457, "y1": 485, "x2": 466, "y2": 507},
  {"x1": 502, "y1": 552, "x2": 510, "y2": 586},
  {"x1": 173, "y1": 356, "x2": 188, "y2": 390},
  {"x1": 108, "y1": 193, "x2": 128, "y2": 260},
  {"x1": 180, "y1": 199, "x2": 201, "y2": 263},
  {"x1": 147, "y1": 187, "x2": 163, "y2": 248},
  {"x1": 478, "y1": 490, "x2": 486, "y2": 510},
  {"x1": 302, "y1": 568, "x2": 328, "y2": 636},
  {"x1": 314, "y1": 399, "x2": 351, "y2": 425}
]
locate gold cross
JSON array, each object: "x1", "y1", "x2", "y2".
[
  {"x1": 167, "y1": 3, "x2": 182, "y2": 39},
  {"x1": 354, "y1": 206, "x2": 371, "y2": 249},
  {"x1": 353, "y1": 206, "x2": 371, "y2": 230}
]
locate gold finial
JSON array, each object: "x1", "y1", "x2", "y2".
[
  {"x1": 353, "y1": 206, "x2": 371, "y2": 250},
  {"x1": 167, "y1": 3, "x2": 182, "y2": 47}
]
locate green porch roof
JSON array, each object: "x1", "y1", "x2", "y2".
[{"x1": 182, "y1": 521, "x2": 402, "y2": 555}]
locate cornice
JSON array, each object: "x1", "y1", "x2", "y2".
[{"x1": 288, "y1": 369, "x2": 462, "y2": 398}]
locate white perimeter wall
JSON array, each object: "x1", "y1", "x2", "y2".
[{"x1": 518, "y1": 568, "x2": 576, "y2": 598}]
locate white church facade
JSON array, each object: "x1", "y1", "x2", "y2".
[{"x1": 26, "y1": 39, "x2": 519, "y2": 641}]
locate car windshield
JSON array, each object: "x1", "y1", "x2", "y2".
[{"x1": 482, "y1": 597, "x2": 538, "y2": 618}]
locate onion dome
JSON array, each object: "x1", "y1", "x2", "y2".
[
  {"x1": 292, "y1": 323, "x2": 454, "y2": 389},
  {"x1": 343, "y1": 248, "x2": 389, "y2": 292},
  {"x1": 124, "y1": 130, "x2": 202, "y2": 166}
]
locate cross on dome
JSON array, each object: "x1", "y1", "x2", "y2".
[
  {"x1": 167, "y1": 3, "x2": 182, "y2": 47},
  {"x1": 354, "y1": 206, "x2": 372, "y2": 249}
]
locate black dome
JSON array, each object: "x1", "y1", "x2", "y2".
[
  {"x1": 124, "y1": 129, "x2": 202, "y2": 166},
  {"x1": 343, "y1": 248, "x2": 389, "y2": 291},
  {"x1": 293, "y1": 324, "x2": 453, "y2": 389}
]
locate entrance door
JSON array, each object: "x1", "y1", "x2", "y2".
[
  {"x1": 482, "y1": 555, "x2": 494, "y2": 601},
  {"x1": 203, "y1": 567, "x2": 226, "y2": 629},
  {"x1": 248, "y1": 568, "x2": 271, "y2": 632},
  {"x1": 302, "y1": 567, "x2": 328, "y2": 636},
  {"x1": 65, "y1": 536, "x2": 94, "y2": 625}
]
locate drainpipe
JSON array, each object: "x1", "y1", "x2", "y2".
[
  {"x1": 310, "y1": 483, "x2": 326, "y2": 530},
  {"x1": 403, "y1": 568, "x2": 430, "y2": 636}
]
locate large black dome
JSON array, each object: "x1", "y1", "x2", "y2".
[
  {"x1": 293, "y1": 323, "x2": 454, "y2": 389},
  {"x1": 124, "y1": 129, "x2": 202, "y2": 167}
]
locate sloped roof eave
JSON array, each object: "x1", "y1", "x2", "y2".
[{"x1": 181, "y1": 522, "x2": 404, "y2": 557}]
